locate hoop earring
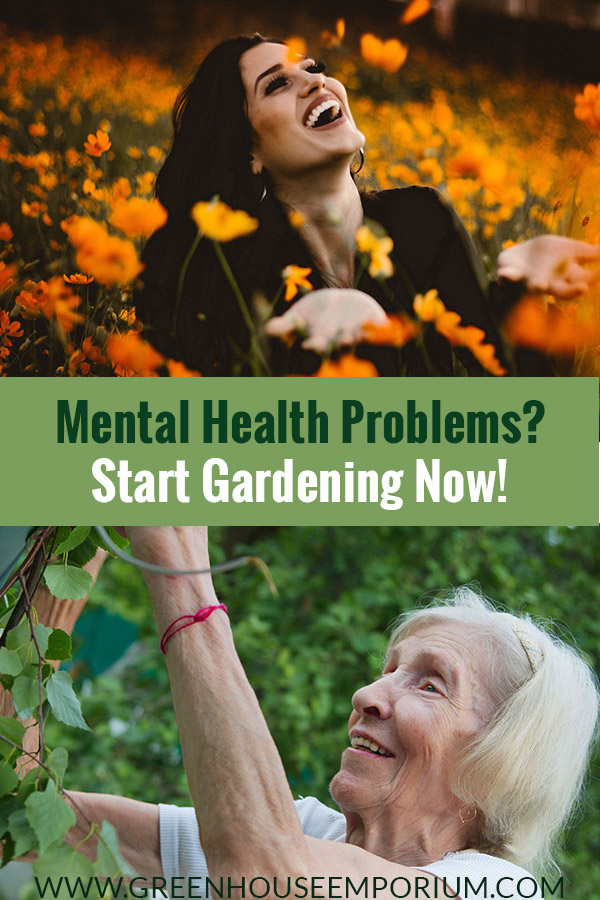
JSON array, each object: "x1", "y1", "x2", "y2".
[
  {"x1": 459, "y1": 804, "x2": 477, "y2": 824},
  {"x1": 353, "y1": 147, "x2": 365, "y2": 174}
]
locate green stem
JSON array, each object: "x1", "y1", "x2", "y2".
[
  {"x1": 212, "y1": 240, "x2": 271, "y2": 375},
  {"x1": 170, "y1": 230, "x2": 202, "y2": 338}
]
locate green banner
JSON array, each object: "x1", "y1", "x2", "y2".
[{"x1": 0, "y1": 377, "x2": 597, "y2": 524}]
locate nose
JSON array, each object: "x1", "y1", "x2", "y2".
[
  {"x1": 299, "y1": 70, "x2": 327, "y2": 97},
  {"x1": 352, "y1": 678, "x2": 394, "y2": 720}
]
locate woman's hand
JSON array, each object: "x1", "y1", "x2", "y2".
[
  {"x1": 497, "y1": 235, "x2": 600, "y2": 299},
  {"x1": 265, "y1": 288, "x2": 388, "y2": 353}
]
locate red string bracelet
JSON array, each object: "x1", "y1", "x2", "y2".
[{"x1": 160, "y1": 604, "x2": 228, "y2": 654}]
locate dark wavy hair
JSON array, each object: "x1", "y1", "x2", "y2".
[{"x1": 136, "y1": 34, "x2": 297, "y2": 373}]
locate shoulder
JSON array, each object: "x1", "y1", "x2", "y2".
[{"x1": 417, "y1": 851, "x2": 543, "y2": 898}]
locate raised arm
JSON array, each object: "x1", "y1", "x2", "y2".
[{"x1": 125, "y1": 527, "x2": 443, "y2": 900}]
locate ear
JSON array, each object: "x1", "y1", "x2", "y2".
[{"x1": 249, "y1": 151, "x2": 264, "y2": 176}]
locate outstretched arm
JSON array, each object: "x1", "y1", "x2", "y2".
[{"x1": 125, "y1": 527, "x2": 442, "y2": 899}]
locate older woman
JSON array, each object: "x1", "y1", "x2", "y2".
[
  {"x1": 64, "y1": 527, "x2": 598, "y2": 900},
  {"x1": 137, "y1": 37, "x2": 600, "y2": 376}
]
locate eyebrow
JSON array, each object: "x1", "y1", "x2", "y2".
[
  {"x1": 386, "y1": 646, "x2": 459, "y2": 689},
  {"x1": 254, "y1": 63, "x2": 283, "y2": 94}
]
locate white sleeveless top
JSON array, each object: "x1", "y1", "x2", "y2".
[{"x1": 159, "y1": 797, "x2": 543, "y2": 899}]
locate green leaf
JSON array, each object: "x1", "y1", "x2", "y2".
[
  {"x1": 68, "y1": 537, "x2": 99, "y2": 568},
  {"x1": 7, "y1": 807, "x2": 37, "y2": 857},
  {"x1": 0, "y1": 831, "x2": 15, "y2": 868},
  {"x1": 46, "y1": 671, "x2": 90, "y2": 731},
  {"x1": 0, "y1": 715, "x2": 25, "y2": 754},
  {"x1": 46, "y1": 629, "x2": 72, "y2": 662},
  {"x1": 5, "y1": 619, "x2": 30, "y2": 652},
  {"x1": 0, "y1": 761, "x2": 18, "y2": 797},
  {"x1": 12, "y1": 674, "x2": 41, "y2": 719},
  {"x1": 33, "y1": 623, "x2": 52, "y2": 661},
  {"x1": 92, "y1": 526, "x2": 129, "y2": 552},
  {"x1": 53, "y1": 527, "x2": 91, "y2": 555},
  {"x1": 18, "y1": 767, "x2": 43, "y2": 801},
  {"x1": 43, "y1": 565, "x2": 93, "y2": 601},
  {"x1": 47, "y1": 747, "x2": 69, "y2": 783},
  {"x1": 0, "y1": 648, "x2": 23, "y2": 677},
  {"x1": 96, "y1": 820, "x2": 135, "y2": 878},
  {"x1": 25, "y1": 781, "x2": 75, "y2": 853},
  {"x1": 34, "y1": 845, "x2": 94, "y2": 892}
]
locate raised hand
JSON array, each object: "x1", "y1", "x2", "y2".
[
  {"x1": 497, "y1": 235, "x2": 600, "y2": 299},
  {"x1": 265, "y1": 288, "x2": 388, "y2": 353}
]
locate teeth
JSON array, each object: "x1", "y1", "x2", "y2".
[
  {"x1": 305, "y1": 99, "x2": 341, "y2": 129},
  {"x1": 350, "y1": 736, "x2": 390, "y2": 756}
]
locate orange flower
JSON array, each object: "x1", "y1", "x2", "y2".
[
  {"x1": 21, "y1": 200, "x2": 47, "y2": 218},
  {"x1": 0, "y1": 223, "x2": 13, "y2": 241},
  {"x1": 285, "y1": 36, "x2": 307, "y2": 62},
  {"x1": 356, "y1": 225, "x2": 394, "y2": 278},
  {"x1": 0, "y1": 262, "x2": 16, "y2": 292},
  {"x1": 45, "y1": 279, "x2": 85, "y2": 332},
  {"x1": 127, "y1": 146, "x2": 143, "y2": 160},
  {"x1": 315, "y1": 354, "x2": 378, "y2": 377},
  {"x1": 28, "y1": 122, "x2": 47, "y2": 137},
  {"x1": 15, "y1": 280, "x2": 48, "y2": 316},
  {"x1": 282, "y1": 265, "x2": 313, "y2": 301},
  {"x1": 191, "y1": 199, "x2": 259, "y2": 242},
  {"x1": 167, "y1": 360, "x2": 202, "y2": 377},
  {"x1": 400, "y1": 0, "x2": 431, "y2": 24},
  {"x1": 64, "y1": 273, "x2": 94, "y2": 284},
  {"x1": 110, "y1": 197, "x2": 168, "y2": 237},
  {"x1": 84, "y1": 129, "x2": 111, "y2": 157},
  {"x1": 413, "y1": 289, "x2": 445, "y2": 321},
  {"x1": 504, "y1": 296, "x2": 600, "y2": 354},
  {"x1": 69, "y1": 336, "x2": 107, "y2": 375},
  {"x1": 360, "y1": 34, "x2": 408, "y2": 74},
  {"x1": 0, "y1": 310, "x2": 23, "y2": 347},
  {"x1": 288, "y1": 209, "x2": 306, "y2": 228},
  {"x1": 109, "y1": 177, "x2": 132, "y2": 203},
  {"x1": 64, "y1": 216, "x2": 144, "y2": 286},
  {"x1": 321, "y1": 18, "x2": 345, "y2": 48},
  {"x1": 574, "y1": 83, "x2": 600, "y2": 133},
  {"x1": 363, "y1": 313, "x2": 420, "y2": 347},
  {"x1": 106, "y1": 331, "x2": 163, "y2": 377},
  {"x1": 136, "y1": 171, "x2": 156, "y2": 195}
]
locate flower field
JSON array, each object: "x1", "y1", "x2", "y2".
[{"x1": 1, "y1": 9, "x2": 600, "y2": 376}]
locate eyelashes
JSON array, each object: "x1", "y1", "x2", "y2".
[{"x1": 263, "y1": 60, "x2": 327, "y2": 95}]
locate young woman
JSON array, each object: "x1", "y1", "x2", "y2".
[{"x1": 137, "y1": 36, "x2": 600, "y2": 376}]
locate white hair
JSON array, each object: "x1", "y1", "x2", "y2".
[{"x1": 386, "y1": 587, "x2": 599, "y2": 873}]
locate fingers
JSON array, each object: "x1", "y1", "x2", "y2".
[{"x1": 572, "y1": 241, "x2": 600, "y2": 262}]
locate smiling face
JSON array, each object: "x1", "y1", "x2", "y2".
[
  {"x1": 329, "y1": 622, "x2": 494, "y2": 826},
  {"x1": 239, "y1": 42, "x2": 365, "y2": 180}
]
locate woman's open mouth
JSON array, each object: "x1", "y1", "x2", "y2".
[
  {"x1": 303, "y1": 98, "x2": 344, "y2": 130},
  {"x1": 349, "y1": 735, "x2": 394, "y2": 757}
]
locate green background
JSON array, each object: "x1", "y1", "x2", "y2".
[{"x1": 0, "y1": 378, "x2": 597, "y2": 524}]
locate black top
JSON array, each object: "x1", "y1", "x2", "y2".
[{"x1": 136, "y1": 186, "x2": 546, "y2": 376}]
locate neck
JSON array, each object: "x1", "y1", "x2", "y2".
[
  {"x1": 342, "y1": 806, "x2": 476, "y2": 868},
  {"x1": 271, "y1": 164, "x2": 363, "y2": 288}
]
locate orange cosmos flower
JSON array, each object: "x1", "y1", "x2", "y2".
[
  {"x1": 110, "y1": 197, "x2": 168, "y2": 237},
  {"x1": 315, "y1": 354, "x2": 378, "y2": 377},
  {"x1": 285, "y1": 36, "x2": 307, "y2": 62},
  {"x1": 109, "y1": 177, "x2": 132, "y2": 203},
  {"x1": 64, "y1": 273, "x2": 94, "y2": 284},
  {"x1": 360, "y1": 34, "x2": 408, "y2": 74},
  {"x1": 401, "y1": 0, "x2": 431, "y2": 24},
  {"x1": 0, "y1": 310, "x2": 23, "y2": 347},
  {"x1": 574, "y1": 83, "x2": 600, "y2": 133},
  {"x1": 15, "y1": 280, "x2": 48, "y2": 316},
  {"x1": 363, "y1": 313, "x2": 420, "y2": 346},
  {"x1": 504, "y1": 296, "x2": 600, "y2": 354},
  {"x1": 191, "y1": 199, "x2": 259, "y2": 242},
  {"x1": 106, "y1": 331, "x2": 164, "y2": 377},
  {"x1": 0, "y1": 262, "x2": 16, "y2": 292},
  {"x1": 167, "y1": 360, "x2": 202, "y2": 377},
  {"x1": 282, "y1": 265, "x2": 313, "y2": 301},
  {"x1": 413, "y1": 288, "x2": 445, "y2": 321},
  {"x1": 84, "y1": 129, "x2": 112, "y2": 157},
  {"x1": 45, "y1": 279, "x2": 85, "y2": 332},
  {"x1": 0, "y1": 223, "x2": 13, "y2": 241},
  {"x1": 64, "y1": 216, "x2": 144, "y2": 286},
  {"x1": 28, "y1": 122, "x2": 48, "y2": 137},
  {"x1": 321, "y1": 18, "x2": 345, "y2": 48},
  {"x1": 356, "y1": 225, "x2": 395, "y2": 278}
]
